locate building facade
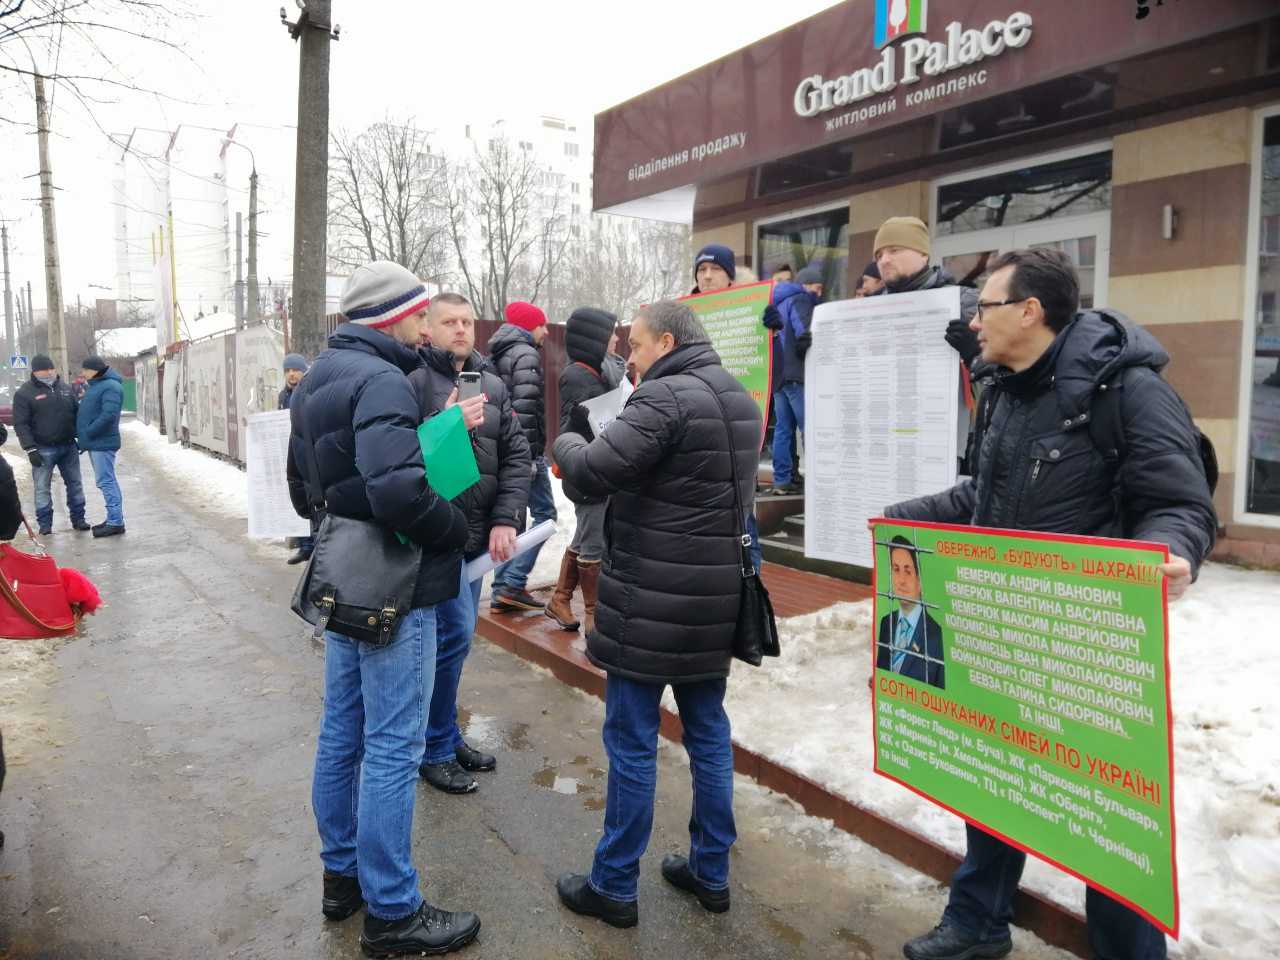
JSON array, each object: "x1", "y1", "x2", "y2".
[{"x1": 592, "y1": 0, "x2": 1280, "y2": 554}]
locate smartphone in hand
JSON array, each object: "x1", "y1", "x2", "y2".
[{"x1": 457, "y1": 371, "x2": 482, "y2": 403}]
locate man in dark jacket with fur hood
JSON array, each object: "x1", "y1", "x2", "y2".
[
  {"x1": 409, "y1": 292, "x2": 531, "y2": 796},
  {"x1": 552, "y1": 300, "x2": 761, "y2": 929},
  {"x1": 545, "y1": 306, "x2": 617, "y2": 634},
  {"x1": 888, "y1": 248, "x2": 1215, "y2": 960},
  {"x1": 286, "y1": 260, "x2": 480, "y2": 957}
]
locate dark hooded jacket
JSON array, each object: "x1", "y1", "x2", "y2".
[
  {"x1": 772, "y1": 281, "x2": 818, "y2": 385},
  {"x1": 874, "y1": 264, "x2": 980, "y2": 324},
  {"x1": 13, "y1": 373, "x2": 78, "y2": 451},
  {"x1": 487, "y1": 324, "x2": 546, "y2": 458},
  {"x1": 553, "y1": 342, "x2": 762, "y2": 685},
  {"x1": 408, "y1": 347, "x2": 531, "y2": 560},
  {"x1": 76, "y1": 367, "x2": 124, "y2": 452},
  {"x1": 886, "y1": 311, "x2": 1217, "y2": 572},
  {"x1": 558, "y1": 308, "x2": 617, "y2": 506},
  {"x1": 286, "y1": 323, "x2": 469, "y2": 608},
  {"x1": 0, "y1": 423, "x2": 22, "y2": 540}
]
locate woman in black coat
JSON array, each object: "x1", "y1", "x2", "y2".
[{"x1": 546, "y1": 307, "x2": 616, "y2": 634}]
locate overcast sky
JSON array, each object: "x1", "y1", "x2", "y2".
[{"x1": 0, "y1": 0, "x2": 837, "y2": 315}]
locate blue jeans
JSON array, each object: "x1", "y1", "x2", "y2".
[
  {"x1": 589, "y1": 674, "x2": 736, "y2": 902},
  {"x1": 493, "y1": 457, "x2": 557, "y2": 592},
  {"x1": 312, "y1": 607, "x2": 438, "y2": 921},
  {"x1": 746, "y1": 513, "x2": 762, "y2": 574},
  {"x1": 945, "y1": 823, "x2": 1168, "y2": 959},
  {"x1": 771, "y1": 383, "x2": 804, "y2": 486},
  {"x1": 423, "y1": 568, "x2": 484, "y2": 766},
  {"x1": 31, "y1": 444, "x2": 86, "y2": 529},
  {"x1": 88, "y1": 450, "x2": 124, "y2": 526}
]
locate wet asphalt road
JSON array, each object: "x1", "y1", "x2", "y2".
[{"x1": 0, "y1": 430, "x2": 1072, "y2": 960}]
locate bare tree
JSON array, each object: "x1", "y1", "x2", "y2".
[
  {"x1": 444, "y1": 135, "x2": 571, "y2": 319},
  {"x1": 555, "y1": 215, "x2": 690, "y2": 321},
  {"x1": 328, "y1": 120, "x2": 452, "y2": 283}
]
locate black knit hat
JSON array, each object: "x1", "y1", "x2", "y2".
[
  {"x1": 81, "y1": 356, "x2": 109, "y2": 373},
  {"x1": 31, "y1": 353, "x2": 54, "y2": 372}
]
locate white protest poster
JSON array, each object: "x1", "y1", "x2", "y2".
[
  {"x1": 580, "y1": 381, "x2": 632, "y2": 438},
  {"x1": 246, "y1": 409, "x2": 311, "y2": 539},
  {"x1": 804, "y1": 287, "x2": 961, "y2": 568}
]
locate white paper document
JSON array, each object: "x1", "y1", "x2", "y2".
[
  {"x1": 579, "y1": 378, "x2": 634, "y2": 438},
  {"x1": 465, "y1": 519, "x2": 557, "y2": 583},
  {"x1": 803, "y1": 287, "x2": 962, "y2": 568},
  {"x1": 246, "y1": 409, "x2": 311, "y2": 539}
]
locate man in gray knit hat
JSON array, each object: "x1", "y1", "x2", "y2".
[{"x1": 286, "y1": 260, "x2": 482, "y2": 957}]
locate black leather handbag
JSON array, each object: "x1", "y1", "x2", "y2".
[
  {"x1": 288, "y1": 393, "x2": 422, "y2": 645},
  {"x1": 696, "y1": 374, "x2": 781, "y2": 667}
]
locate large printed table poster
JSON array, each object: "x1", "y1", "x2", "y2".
[
  {"x1": 805, "y1": 288, "x2": 961, "y2": 568},
  {"x1": 870, "y1": 519, "x2": 1179, "y2": 936},
  {"x1": 680, "y1": 281, "x2": 774, "y2": 439},
  {"x1": 246, "y1": 410, "x2": 311, "y2": 539}
]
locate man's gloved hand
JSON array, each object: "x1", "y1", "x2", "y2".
[
  {"x1": 945, "y1": 318, "x2": 982, "y2": 365},
  {"x1": 26, "y1": 451, "x2": 43, "y2": 468},
  {"x1": 762, "y1": 304, "x2": 783, "y2": 330},
  {"x1": 568, "y1": 404, "x2": 596, "y2": 443},
  {"x1": 797, "y1": 333, "x2": 813, "y2": 359}
]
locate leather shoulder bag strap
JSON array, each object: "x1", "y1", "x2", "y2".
[
  {"x1": 692, "y1": 373, "x2": 754, "y2": 579},
  {"x1": 292, "y1": 391, "x2": 327, "y2": 513}
]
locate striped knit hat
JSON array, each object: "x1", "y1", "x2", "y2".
[{"x1": 340, "y1": 260, "x2": 431, "y2": 328}]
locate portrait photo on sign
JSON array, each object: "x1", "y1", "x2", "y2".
[{"x1": 875, "y1": 532, "x2": 945, "y2": 689}]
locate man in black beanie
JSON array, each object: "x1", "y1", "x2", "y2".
[{"x1": 12, "y1": 354, "x2": 87, "y2": 536}]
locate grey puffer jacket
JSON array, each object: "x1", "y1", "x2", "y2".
[
  {"x1": 487, "y1": 324, "x2": 546, "y2": 457},
  {"x1": 886, "y1": 311, "x2": 1216, "y2": 573},
  {"x1": 553, "y1": 342, "x2": 762, "y2": 685}
]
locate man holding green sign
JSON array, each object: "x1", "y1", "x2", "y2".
[{"x1": 880, "y1": 249, "x2": 1215, "y2": 960}]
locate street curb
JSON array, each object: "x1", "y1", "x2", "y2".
[{"x1": 475, "y1": 611, "x2": 1090, "y2": 958}]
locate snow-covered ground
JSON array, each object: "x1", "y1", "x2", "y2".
[
  {"x1": 118, "y1": 421, "x2": 1278, "y2": 956},
  {"x1": 706, "y1": 564, "x2": 1280, "y2": 960}
]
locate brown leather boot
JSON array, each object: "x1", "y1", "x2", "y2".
[
  {"x1": 544, "y1": 548, "x2": 581, "y2": 630},
  {"x1": 577, "y1": 559, "x2": 601, "y2": 635}
]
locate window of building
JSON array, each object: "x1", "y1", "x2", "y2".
[
  {"x1": 564, "y1": 142, "x2": 580, "y2": 157},
  {"x1": 571, "y1": 182, "x2": 580, "y2": 194},
  {"x1": 938, "y1": 70, "x2": 1116, "y2": 152},
  {"x1": 1245, "y1": 113, "x2": 1280, "y2": 518},
  {"x1": 935, "y1": 152, "x2": 1112, "y2": 238},
  {"x1": 757, "y1": 205, "x2": 849, "y2": 300}
]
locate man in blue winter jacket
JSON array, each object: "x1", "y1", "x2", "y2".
[
  {"x1": 76, "y1": 356, "x2": 125, "y2": 538},
  {"x1": 762, "y1": 265, "x2": 823, "y2": 495}
]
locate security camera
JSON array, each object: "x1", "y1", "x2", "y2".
[
  {"x1": 279, "y1": 6, "x2": 287, "y2": 20},
  {"x1": 333, "y1": 23, "x2": 341, "y2": 38}
]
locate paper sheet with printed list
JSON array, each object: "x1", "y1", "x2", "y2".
[{"x1": 246, "y1": 410, "x2": 311, "y2": 539}]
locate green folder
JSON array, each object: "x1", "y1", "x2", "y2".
[{"x1": 417, "y1": 405, "x2": 481, "y2": 500}]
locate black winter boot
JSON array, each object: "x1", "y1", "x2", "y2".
[
  {"x1": 360, "y1": 901, "x2": 480, "y2": 957},
  {"x1": 555, "y1": 873, "x2": 637, "y2": 928},
  {"x1": 660, "y1": 854, "x2": 730, "y2": 913},
  {"x1": 903, "y1": 922, "x2": 1012, "y2": 960},
  {"x1": 321, "y1": 871, "x2": 364, "y2": 921}
]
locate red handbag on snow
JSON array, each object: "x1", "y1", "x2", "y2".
[{"x1": 0, "y1": 521, "x2": 102, "y2": 640}]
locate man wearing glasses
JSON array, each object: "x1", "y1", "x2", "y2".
[{"x1": 885, "y1": 248, "x2": 1215, "y2": 960}]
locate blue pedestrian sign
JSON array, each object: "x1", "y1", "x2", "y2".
[{"x1": 10, "y1": 354, "x2": 27, "y2": 370}]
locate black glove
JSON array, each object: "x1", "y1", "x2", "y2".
[
  {"x1": 568, "y1": 404, "x2": 596, "y2": 443},
  {"x1": 762, "y1": 304, "x2": 783, "y2": 331},
  {"x1": 796, "y1": 333, "x2": 813, "y2": 360},
  {"x1": 945, "y1": 318, "x2": 981, "y2": 365},
  {"x1": 26, "y1": 451, "x2": 43, "y2": 468}
]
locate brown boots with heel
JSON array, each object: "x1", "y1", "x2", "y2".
[{"x1": 545, "y1": 549, "x2": 601, "y2": 634}]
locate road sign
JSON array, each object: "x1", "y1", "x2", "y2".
[{"x1": 10, "y1": 355, "x2": 28, "y2": 370}]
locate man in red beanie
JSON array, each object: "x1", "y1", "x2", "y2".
[{"x1": 486, "y1": 301, "x2": 557, "y2": 613}]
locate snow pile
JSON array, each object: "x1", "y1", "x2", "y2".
[
  {"x1": 122, "y1": 420, "x2": 249, "y2": 519},
  {"x1": 716, "y1": 562, "x2": 1280, "y2": 958}
]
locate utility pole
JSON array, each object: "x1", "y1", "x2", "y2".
[
  {"x1": 235, "y1": 211, "x2": 245, "y2": 328},
  {"x1": 25, "y1": 280, "x2": 33, "y2": 339},
  {"x1": 2, "y1": 224, "x2": 15, "y2": 399},
  {"x1": 34, "y1": 73, "x2": 68, "y2": 376},
  {"x1": 283, "y1": 1, "x2": 338, "y2": 358},
  {"x1": 248, "y1": 167, "x2": 260, "y2": 325}
]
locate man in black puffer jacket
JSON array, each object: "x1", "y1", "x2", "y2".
[
  {"x1": 408, "y1": 292, "x2": 531, "y2": 796},
  {"x1": 552, "y1": 300, "x2": 761, "y2": 929},
  {"x1": 486, "y1": 300, "x2": 557, "y2": 613},
  {"x1": 545, "y1": 306, "x2": 617, "y2": 634},
  {"x1": 890, "y1": 249, "x2": 1215, "y2": 960},
  {"x1": 285, "y1": 260, "x2": 481, "y2": 957}
]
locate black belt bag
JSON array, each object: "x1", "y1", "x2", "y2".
[{"x1": 288, "y1": 393, "x2": 422, "y2": 645}]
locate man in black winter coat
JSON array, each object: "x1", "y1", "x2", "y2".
[
  {"x1": 12, "y1": 354, "x2": 89, "y2": 536},
  {"x1": 486, "y1": 300, "x2": 557, "y2": 613},
  {"x1": 285, "y1": 260, "x2": 480, "y2": 957},
  {"x1": 889, "y1": 249, "x2": 1215, "y2": 960},
  {"x1": 408, "y1": 292, "x2": 531, "y2": 796},
  {"x1": 872, "y1": 217, "x2": 983, "y2": 469},
  {"x1": 545, "y1": 306, "x2": 617, "y2": 635},
  {"x1": 552, "y1": 300, "x2": 761, "y2": 929}
]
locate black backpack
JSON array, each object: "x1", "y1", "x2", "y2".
[{"x1": 1087, "y1": 370, "x2": 1219, "y2": 495}]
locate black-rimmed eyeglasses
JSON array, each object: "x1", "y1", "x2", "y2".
[{"x1": 975, "y1": 298, "x2": 1028, "y2": 320}]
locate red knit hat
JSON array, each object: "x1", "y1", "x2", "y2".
[{"x1": 505, "y1": 301, "x2": 547, "y2": 331}]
